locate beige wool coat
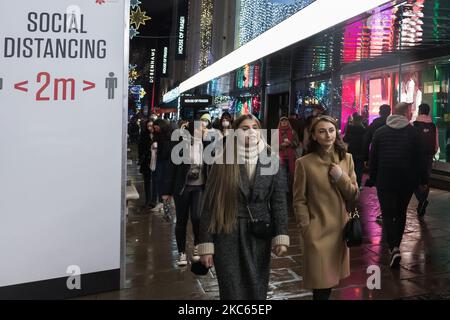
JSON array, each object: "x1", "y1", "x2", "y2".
[{"x1": 293, "y1": 149, "x2": 359, "y2": 289}]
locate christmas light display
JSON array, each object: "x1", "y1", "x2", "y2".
[
  {"x1": 139, "y1": 87, "x2": 147, "y2": 99},
  {"x1": 130, "y1": 0, "x2": 142, "y2": 9},
  {"x1": 130, "y1": 6, "x2": 151, "y2": 30},
  {"x1": 199, "y1": 0, "x2": 214, "y2": 70},
  {"x1": 128, "y1": 64, "x2": 139, "y2": 85},
  {"x1": 238, "y1": 0, "x2": 315, "y2": 47},
  {"x1": 129, "y1": 2, "x2": 151, "y2": 39},
  {"x1": 130, "y1": 26, "x2": 140, "y2": 39}
]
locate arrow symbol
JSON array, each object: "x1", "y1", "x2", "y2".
[
  {"x1": 14, "y1": 80, "x2": 28, "y2": 92},
  {"x1": 82, "y1": 80, "x2": 96, "y2": 91}
]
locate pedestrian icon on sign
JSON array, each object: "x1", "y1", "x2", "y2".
[{"x1": 106, "y1": 72, "x2": 117, "y2": 99}]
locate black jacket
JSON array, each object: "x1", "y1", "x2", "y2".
[
  {"x1": 162, "y1": 138, "x2": 211, "y2": 196},
  {"x1": 138, "y1": 131, "x2": 154, "y2": 175},
  {"x1": 343, "y1": 125, "x2": 367, "y2": 160},
  {"x1": 363, "y1": 116, "x2": 388, "y2": 162},
  {"x1": 153, "y1": 130, "x2": 172, "y2": 162},
  {"x1": 369, "y1": 122, "x2": 428, "y2": 191}
]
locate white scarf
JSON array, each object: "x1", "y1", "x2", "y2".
[{"x1": 237, "y1": 141, "x2": 265, "y2": 184}]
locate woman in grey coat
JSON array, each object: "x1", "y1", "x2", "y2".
[{"x1": 198, "y1": 114, "x2": 290, "y2": 300}]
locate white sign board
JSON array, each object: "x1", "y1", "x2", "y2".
[{"x1": 0, "y1": 0, "x2": 128, "y2": 290}]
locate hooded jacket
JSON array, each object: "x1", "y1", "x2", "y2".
[{"x1": 369, "y1": 115, "x2": 428, "y2": 191}]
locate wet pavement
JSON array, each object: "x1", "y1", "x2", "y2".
[{"x1": 81, "y1": 151, "x2": 450, "y2": 300}]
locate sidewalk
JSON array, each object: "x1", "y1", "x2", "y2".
[{"x1": 82, "y1": 158, "x2": 450, "y2": 300}]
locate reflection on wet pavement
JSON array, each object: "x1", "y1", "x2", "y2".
[{"x1": 81, "y1": 159, "x2": 450, "y2": 300}]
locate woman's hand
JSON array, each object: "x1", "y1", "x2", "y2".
[
  {"x1": 329, "y1": 163, "x2": 343, "y2": 181},
  {"x1": 200, "y1": 255, "x2": 214, "y2": 268},
  {"x1": 273, "y1": 245, "x2": 287, "y2": 257}
]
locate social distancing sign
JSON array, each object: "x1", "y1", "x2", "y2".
[{"x1": 0, "y1": 0, "x2": 128, "y2": 293}]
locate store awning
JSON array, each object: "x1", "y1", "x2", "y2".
[
  {"x1": 154, "y1": 107, "x2": 178, "y2": 114},
  {"x1": 155, "y1": 98, "x2": 179, "y2": 114}
]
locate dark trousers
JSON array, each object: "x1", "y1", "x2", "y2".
[
  {"x1": 377, "y1": 188, "x2": 413, "y2": 251},
  {"x1": 414, "y1": 156, "x2": 433, "y2": 205},
  {"x1": 143, "y1": 170, "x2": 159, "y2": 205},
  {"x1": 313, "y1": 288, "x2": 332, "y2": 300},
  {"x1": 154, "y1": 160, "x2": 168, "y2": 203},
  {"x1": 281, "y1": 164, "x2": 293, "y2": 214},
  {"x1": 174, "y1": 185, "x2": 204, "y2": 253},
  {"x1": 353, "y1": 158, "x2": 364, "y2": 187}
]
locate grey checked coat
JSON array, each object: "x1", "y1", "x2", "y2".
[{"x1": 198, "y1": 155, "x2": 290, "y2": 300}]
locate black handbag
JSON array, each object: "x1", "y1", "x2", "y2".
[
  {"x1": 190, "y1": 261, "x2": 210, "y2": 276},
  {"x1": 187, "y1": 164, "x2": 201, "y2": 180},
  {"x1": 246, "y1": 205, "x2": 273, "y2": 239},
  {"x1": 344, "y1": 207, "x2": 362, "y2": 247},
  {"x1": 249, "y1": 219, "x2": 273, "y2": 239}
]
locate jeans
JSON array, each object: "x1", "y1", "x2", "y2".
[{"x1": 377, "y1": 189, "x2": 413, "y2": 250}]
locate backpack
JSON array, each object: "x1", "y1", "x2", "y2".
[{"x1": 413, "y1": 121, "x2": 437, "y2": 155}]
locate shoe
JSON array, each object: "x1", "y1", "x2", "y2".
[
  {"x1": 417, "y1": 200, "x2": 429, "y2": 218},
  {"x1": 177, "y1": 253, "x2": 188, "y2": 266},
  {"x1": 150, "y1": 202, "x2": 163, "y2": 212},
  {"x1": 191, "y1": 245, "x2": 200, "y2": 262},
  {"x1": 376, "y1": 214, "x2": 383, "y2": 223},
  {"x1": 389, "y1": 247, "x2": 401, "y2": 268}
]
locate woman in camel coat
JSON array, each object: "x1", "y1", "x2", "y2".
[{"x1": 293, "y1": 115, "x2": 359, "y2": 300}]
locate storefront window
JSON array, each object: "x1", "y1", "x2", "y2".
[
  {"x1": 229, "y1": 94, "x2": 261, "y2": 118},
  {"x1": 236, "y1": 63, "x2": 261, "y2": 89},
  {"x1": 295, "y1": 80, "x2": 330, "y2": 119},
  {"x1": 421, "y1": 63, "x2": 450, "y2": 162},
  {"x1": 341, "y1": 74, "x2": 361, "y2": 132},
  {"x1": 339, "y1": 60, "x2": 450, "y2": 162}
]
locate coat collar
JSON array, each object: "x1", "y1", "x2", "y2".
[
  {"x1": 238, "y1": 152, "x2": 272, "y2": 202},
  {"x1": 317, "y1": 146, "x2": 338, "y2": 164}
]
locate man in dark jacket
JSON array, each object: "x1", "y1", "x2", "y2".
[
  {"x1": 369, "y1": 102, "x2": 428, "y2": 269},
  {"x1": 413, "y1": 103, "x2": 438, "y2": 218},
  {"x1": 343, "y1": 113, "x2": 367, "y2": 188},
  {"x1": 363, "y1": 104, "x2": 391, "y2": 165},
  {"x1": 363, "y1": 104, "x2": 391, "y2": 222}
]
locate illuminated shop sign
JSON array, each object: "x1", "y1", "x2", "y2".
[
  {"x1": 180, "y1": 95, "x2": 212, "y2": 107},
  {"x1": 176, "y1": 0, "x2": 188, "y2": 59},
  {"x1": 162, "y1": 46, "x2": 168, "y2": 76},
  {"x1": 149, "y1": 48, "x2": 156, "y2": 83}
]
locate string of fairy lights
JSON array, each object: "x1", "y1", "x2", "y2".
[
  {"x1": 238, "y1": 0, "x2": 315, "y2": 47},
  {"x1": 199, "y1": 0, "x2": 214, "y2": 70}
]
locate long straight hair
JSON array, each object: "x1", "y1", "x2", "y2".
[
  {"x1": 204, "y1": 114, "x2": 262, "y2": 234},
  {"x1": 307, "y1": 116, "x2": 347, "y2": 161}
]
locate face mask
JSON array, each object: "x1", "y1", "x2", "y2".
[
  {"x1": 237, "y1": 129, "x2": 259, "y2": 147},
  {"x1": 222, "y1": 120, "x2": 230, "y2": 127}
]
